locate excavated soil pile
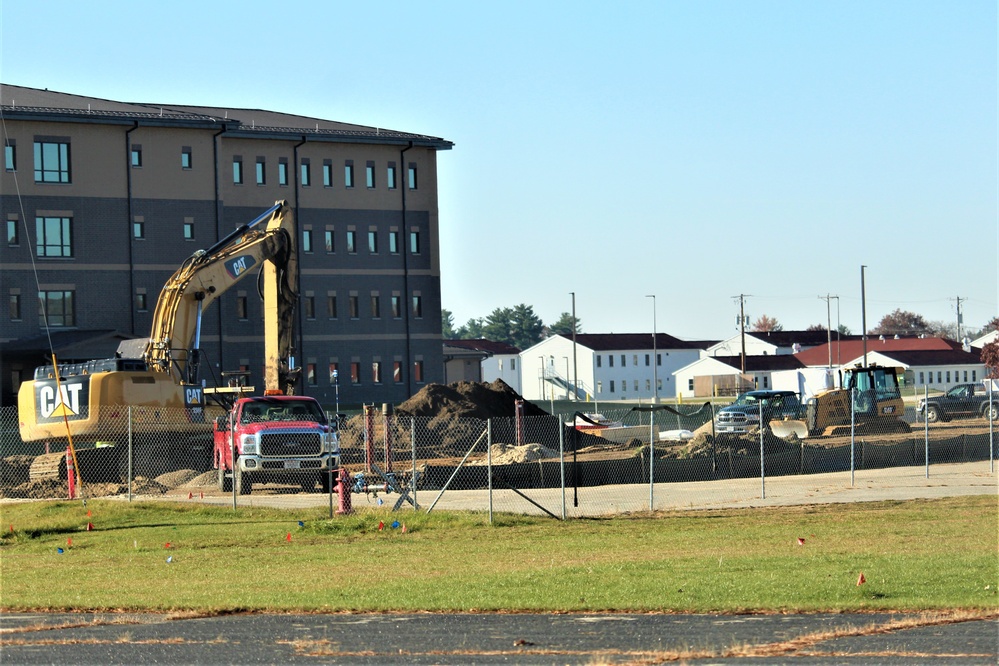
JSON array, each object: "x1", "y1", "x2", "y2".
[
  {"x1": 395, "y1": 379, "x2": 548, "y2": 425},
  {"x1": 340, "y1": 380, "x2": 554, "y2": 459}
]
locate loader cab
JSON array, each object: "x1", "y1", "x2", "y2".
[{"x1": 843, "y1": 365, "x2": 902, "y2": 416}]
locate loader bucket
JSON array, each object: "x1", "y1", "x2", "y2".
[{"x1": 769, "y1": 419, "x2": 809, "y2": 440}]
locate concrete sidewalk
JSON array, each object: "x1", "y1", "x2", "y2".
[{"x1": 149, "y1": 460, "x2": 997, "y2": 517}]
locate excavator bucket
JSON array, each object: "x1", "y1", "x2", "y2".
[{"x1": 769, "y1": 419, "x2": 809, "y2": 440}]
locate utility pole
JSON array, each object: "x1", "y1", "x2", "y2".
[
  {"x1": 570, "y1": 292, "x2": 578, "y2": 401},
  {"x1": 733, "y1": 294, "x2": 750, "y2": 374},
  {"x1": 951, "y1": 296, "x2": 965, "y2": 342},
  {"x1": 861, "y1": 266, "x2": 868, "y2": 367},
  {"x1": 819, "y1": 294, "x2": 837, "y2": 368},
  {"x1": 646, "y1": 295, "x2": 658, "y2": 404}
]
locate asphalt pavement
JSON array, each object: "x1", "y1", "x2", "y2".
[{"x1": 1, "y1": 610, "x2": 996, "y2": 664}]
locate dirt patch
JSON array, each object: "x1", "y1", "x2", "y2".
[
  {"x1": 154, "y1": 469, "x2": 201, "y2": 488},
  {"x1": 0, "y1": 476, "x2": 168, "y2": 500},
  {"x1": 467, "y1": 443, "x2": 560, "y2": 466}
]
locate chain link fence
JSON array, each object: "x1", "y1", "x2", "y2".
[{"x1": 2, "y1": 396, "x2": 995, "y2": 519}]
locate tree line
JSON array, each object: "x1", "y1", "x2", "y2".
[
  {"x1": 441, "y1": 306, "x2": 580, "y2": 351},
  {"x1": 445, "y1": 305, "x2": 998, "y2": 351}
]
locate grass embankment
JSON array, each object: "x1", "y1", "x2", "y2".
[{"x1": 1, "y1": 496, "x2": 995, "y2": 613}]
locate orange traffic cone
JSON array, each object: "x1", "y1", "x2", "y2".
[
  {"x1": 67, "y1": 538, "x2": 73, "y2": 547},
  {"x1": 856, "y1": 572, "x2": 866, "y2": 586},
  {"x1": 286, "y1": 532, "x2": 292, "y2": 543},
  {"x1": 378, "y1": 521, "x2": 384, "y2": 531},
  {"x1": 401, "y1": 524, "x2": 407, "y2": 534},
  {"x1": 797, "y1": 537, "x2": 805, "y2": 545},
  {"x1": 86, "y1": 522, "x2": 94, "y2": 531},
  {"x1": 188, "y1": 492, "x2": 193, "y2": 500}
]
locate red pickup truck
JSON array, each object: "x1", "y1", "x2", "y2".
[{"x1": 214, "y1": 395, "x2": 340, "y2": 494}]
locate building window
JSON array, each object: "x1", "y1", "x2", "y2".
[
  {"x1": 183, "y1": 220, "x2": 195, "y2": 240},
  {"x1": 409, "y1": 230, "x2": 420, "y2": 254},
  {"x1": 344, "y1": 161, "x2": 354, "y2": 188},
  {"x1": 7, "y1": 219, "x2": 19, "y2": 245},
  {"x1": 372, "y1": 361, "x2": 382, "y2": 384},
  {"x1": 278, "y1": 159, "x2": 288, "y2": 186},
  {"x1": 233, "y1": 157, "x2": 243, "y2": 184},
  {"x1": 133, "y1": 220, "x2": 144, "y2": 239},
  {"x1": 408, "y1": 163, "x2": 417, "y2": 189},
  {"x1": 972, "y1": 370, "x2": 977, "y2": 381},
  {"x1": 304, "y1": 295, "x2": 315, "y2": 320},
  {"x1": 646, "y1": 379, "x2": 651, "y2": 391},
  {"x1": 329, "y1": 361, "x2": 339, "y2": 384},
  {"x1": 350, "y1": 362, "x2": 361, "y2": 384},
  {"x1": 370, "y1": 294, "x2": 380, "y2": 318},
  {"x1": 411, "y1": 294, "x2": 423, "y2": 319},
  {"x1": 393, "y1": 361, "x2": 403, "y2": 383},
  {"x1": 368, "y1": 230, "x2": 378, "y2": 254},
  {"x1": 365, "y1": 161, "x2": 375, "y2": 188},
  {"x1": 302, "y1": 229, "x2": 313, "y2": 253},
  {"x1": 621, "y1": 355, "x2": 626, "y2": 367},
  {"x1": 136, "y1": 292, "x2": 147, "y2": 311},
  {"x1": 349, "y1": 295, "x2": 359, "y2": 319},
  {"x1": 389, "y1": 231, "x2": 399, "y2": 254},
  {"x1": 323, "y1": 160, "x2": 333, "y2": 187},
  {"x1": 610, "y1": 380, "x2": 615, "y2": 393},
  {"x1": 609, "y1": 355, "x2": 614, "y2": 368},
  {"x1": 9, "y1": 293, "x2": 22, "y2": 320},
  {"x1": 657, "y1": 353, "x2": 661, "y2": 366},
  {"x1": 946, "y1": 371, "x2": 951, "y2": 383},
  {"x1": 596, "y1": 381, "x2": 603, "y2": 394},
  {"x1": 413, "y1": 360, "x2": 424, "y2": 383},
  {"x1": 596, "y1": 355, "x2": 602, "y2": 368},
  {"x1": 36, "y1": 216, "x2": 72, "y2": 257},
  {"x1": 34, "y1": 140, "x2": 71, "y2": 183},
  {"x1": 918, "y1": 372, "x2": 924, "y2": 384},
  {"x1": 346, "y1": 230, "x2": 356, "y2": 254},
  {"x1": 645, "y1": 354, "x2": 650, "y2": 366},
  {"x1": 511, "y1": 358, "x2": 516, "y2": 370},
  {"x1": 5, "y1": 141, "x2": 16, "y2": 171},
  {"x1": 634, "y1": 380, "x2": 639, "y2": 392},
  {"x1": 327, "y1": 294, "x2": 337, "y2": 318},
  {"x1": 236, "y1": 296, "x2": 248, "y2": 320},
  {"x1": 306, "y1": 363, "x2": 317, "y2": 386},
  {"x1": 300, "y1": 159, "x2": 310, "y2": 187},
  {"x1": 181, "y1": 147, "x2": 192, "y2": 169},
  {"x1": 38, "y1": 290, "x2": 74, "y2": 326},
  {"x1": 391, "y1": 295, "x2": 401, "y2": 318},
  {"x1": 324, "y1": 230, "x2": 334, "y2": 253},
  {"x1": 130, "y1": 145, "x2": 142, "y2": 167},
  {"x1": 256, "y1": 158, "x2": 266, "y2": 185},
  {"x1": 387, "y1": 163, "x2": 397, "y2": 189}
]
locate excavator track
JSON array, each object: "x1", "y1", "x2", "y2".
[{"x1": 28, "y1": 452, "x2": 66, "y2": 482}]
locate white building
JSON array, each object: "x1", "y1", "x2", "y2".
[
  {"x1": 519, "y1": 333, "x2": 706, "y2": 403},
  {"x1": 703, "y1": 330, "x2": 832, "y2": 358},
  {"x1": 674, "y1": 354, "x2": 806, "y2": 399},
  {"x1": 442, "y1": 340, "x2": 521, "y2": 393}
]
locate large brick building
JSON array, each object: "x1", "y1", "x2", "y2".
[{"x1": 0, "y1": 84, "x2": 453, "y2": 407}]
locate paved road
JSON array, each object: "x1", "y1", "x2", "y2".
[{"x1": 2, "y1": 611, "x2": 995, "y2": 664}]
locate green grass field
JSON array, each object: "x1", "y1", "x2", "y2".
[{"x1": 1, "y1": 496, "x2": 995, "y2": 613}]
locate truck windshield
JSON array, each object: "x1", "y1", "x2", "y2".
[{"x1": 241, "y1": 401, "x2": 325, "y2": 424}]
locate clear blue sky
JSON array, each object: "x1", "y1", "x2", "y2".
[{"x1": 2, "y1": 0, "x2": 996, "y2": 340}]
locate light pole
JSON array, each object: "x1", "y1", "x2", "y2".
[{"x1": 646, "y1": 295, "x2": 658, "y2": 404}]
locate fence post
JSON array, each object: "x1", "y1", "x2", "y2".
[
  {"x1": 487, "y1": 419, "x2": 493, "y2": 524},
  {"x1": 127, "y1": 406, "x2": 133, "y2": 502},
  {"x1": 648, "y1": 410, "x2": 655, "y2": 511},
  {"x1": 849, "y1": 387, "x2": 856, "y2": 487},
  {"x1": 559, "y1": 415, "x2": 566, "y2": 520},
  {"x1": 411, "y1": 417, "x2": 417, "y2": 512},
  {"x1": 759, "y1": 401, "x2": 765, "y2": 499},
  {"x1": 924, "y1": 384, "x2": 930, "y2": 478}
]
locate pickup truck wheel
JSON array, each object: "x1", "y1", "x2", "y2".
[
  {"x1": 235, "y1": 466, "x2": 252, "y2": 495},
  {"x1": 925, "y1": 405, "x2": 940, "y2": 423},
  {"x1": 985, "y1": 404, "x2": 999, "y2": 422},
  {"x1": 217, "y1": 466, "x2": 232, "y2": 493}
]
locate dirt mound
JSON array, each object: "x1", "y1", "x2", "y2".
[
  {"x1": 155, "y1": 469, "x2": 201, "y2": 488},
  {"x1": 395, "y1": 379, "x2": 548, "y2": 423}
]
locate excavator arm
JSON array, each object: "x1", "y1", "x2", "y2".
[{"x1": 143, "y1": 200, "x2": 299, "y2": 394}]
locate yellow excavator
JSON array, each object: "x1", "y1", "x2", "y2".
[
  {"x1": 17, "y1": 200, "x2": 300, "y2": 464},
  {"x1": 769, "y1": 364, "x2": 912, "y2": 439}
]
